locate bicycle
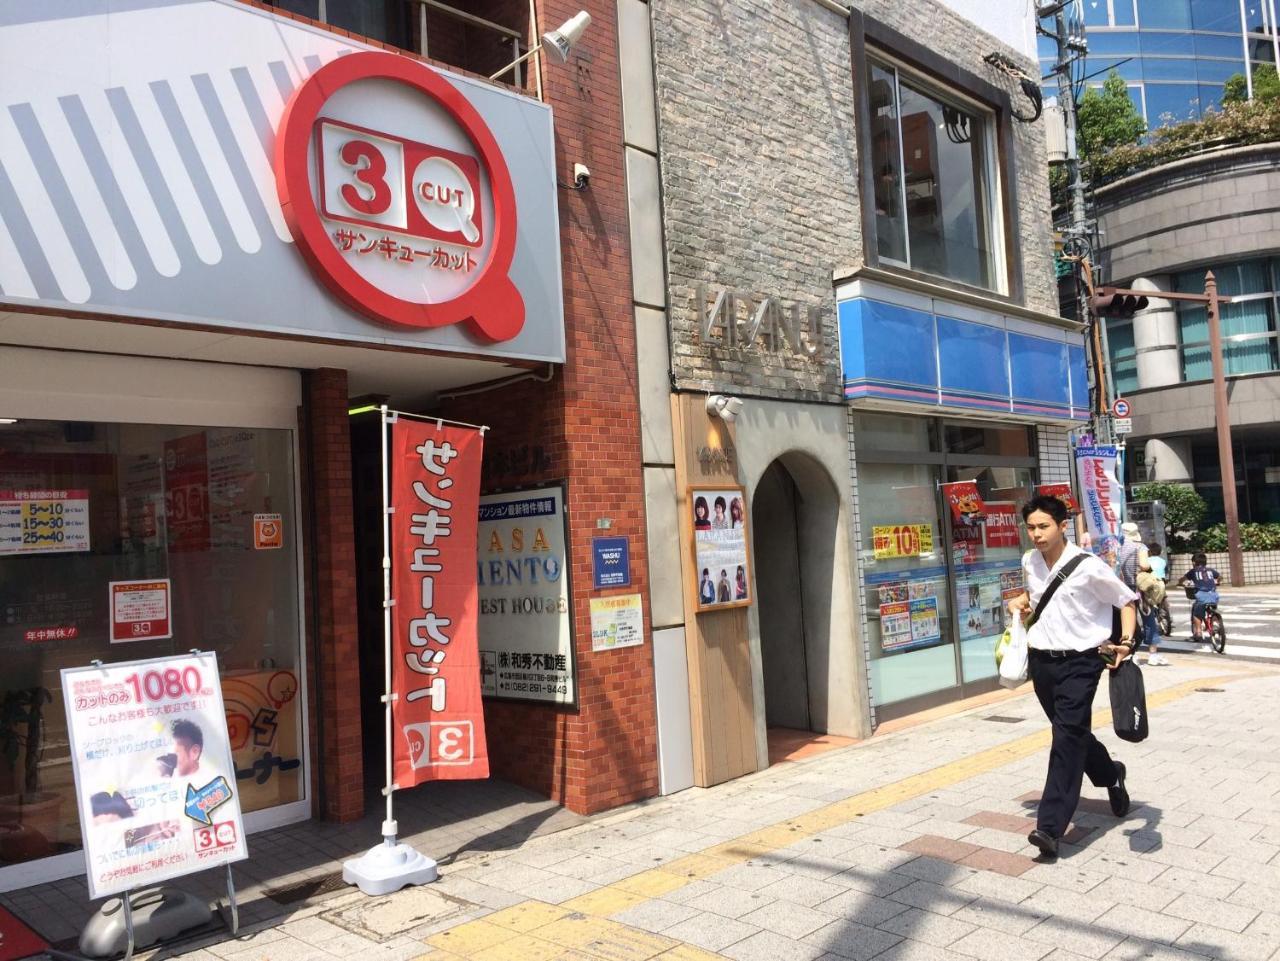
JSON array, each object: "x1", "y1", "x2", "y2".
[{"x1": 1183, "y1": 583, "x2": 1226, "y2": 654}]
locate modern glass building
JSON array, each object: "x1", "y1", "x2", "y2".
[{"x1": 1039, "y1": 0, "x2": 1280, "y2": 125}]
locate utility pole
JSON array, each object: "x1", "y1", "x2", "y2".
[{"x1": 1043, "y1": 2, "x2": 1113, "y2": 443}]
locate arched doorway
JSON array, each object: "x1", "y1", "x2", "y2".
[{"x1": 752, "y1": 453, "x2": 842, "y2": 735}]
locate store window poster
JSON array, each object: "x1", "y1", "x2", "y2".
[
  {"x1": 957, "y1": 573, "x2": 1006, "y2": 640},
  {"x1": 875, "y1": 576, "x2": 943, "y2": 653},
  {"x1": 691, "y1": 486, "x2": 751, "y2": 611}
]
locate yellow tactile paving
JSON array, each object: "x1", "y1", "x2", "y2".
[
  {"x1": 470, "y1": 932, "x2": 564, "y2": 961},
  {"x1": 412, "y1": 671, "x2": 1261, "y2": 961},
  {"x1": 426, "y1": 920, "x2": 521, "y2": 954},
  {"x1": 560, "y1": 887, "x2": 650, "y2": 917}
]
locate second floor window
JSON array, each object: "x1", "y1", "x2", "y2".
[{"x1": 866, "y1": 55, "x2": 1002, "y2": 293}]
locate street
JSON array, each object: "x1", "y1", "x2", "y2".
[
  {"x1": 1161, "y1": 589, "x2": 1280, "y2": 661},
  {"x1": 83, "y1": 654, "x2": 1280, "y2": 961}
]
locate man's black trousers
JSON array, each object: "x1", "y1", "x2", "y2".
[{"x1": 1029, "y1": 649, "x2": 1120, "y2": 839}]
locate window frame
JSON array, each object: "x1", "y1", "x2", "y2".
[{"x1": 850, "y1": 11, "x2": 1022, "y2": 304}]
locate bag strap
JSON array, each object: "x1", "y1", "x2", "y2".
[{"x1": 1028, "y1": 553, "x2": 1089, "y2": 628}]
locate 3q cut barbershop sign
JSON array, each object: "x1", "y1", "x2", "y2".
[
  {"x1": 61, "y1": 653, "x2": 247, "y2": 899},
  {"x1": 275, "y1": 52, "x2": 524, "y2": 341}
]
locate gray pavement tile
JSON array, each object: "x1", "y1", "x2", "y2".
[
  {"x1": 1086, "y1": 877, "x2": 1178, "y2": 912},
  {"x1": 1024, "y1": 914, "x2": 1127, "y2": 959},
  {"x1": 910, "y1": 819, "x2": 982, "y2": 842},
  {"x1": 660, "y1": 879, "x2": 724, "y2": 905},
  {"x1": 756, "y1": 874, "x2": 849, "y2": 908},
  {"x1": 1226, "y1": 883, "x2": 1280, "y2": 914},
  {"x1": 1210, "y1": 855, "x2": 1280, "y2": 889},
  {"x1": 1175, "y1": 922, "x2": 1280, "y2": 961},
  {"x1": 1101, "y1": 937, "x2": 1212, "y2": 961},
  {"x1": 877, "y1": 906, "x2": 978, "y2": 948},
  {"x1": 893, "y1": 856, "x2": 977, "y2": 887},
  {"x1": 949, "y1": 925, "x2": 1055, "y2": 961},
  {"x1": 713, "y1": 861, "x2": 795, "y2": 892},
  {"x1": 827, "y1": 865, "x2": 916, "y2": 898},
  {"x1": 1083, "y1": 853, "x2": 1170, "y2": 884},
  {"x1": 951, "y1": 897, "x2": 1051, "y2": 937},
  {"x1": 815, "y1": 888, "x2": 911, "y2": 927},
  {"x1": 867, "y1": 938, "x2": 972, "y2": 960},
  {"x1": 1093, "y1": 905, "x2": 1191, "y2": 945},
  {"x1": 1139, "y1": 843, "x2": 1228, "y2": 874},
  {"x1": 1163, "y1": 893, "x2": 1259, "y2": 933},
  {"x1": 722, "y1": 928, "x2": 827, "y2": 961},
  {"x1": 804, "y1": 918, "x2": 904, "y2": 960},
  {"x1": 953, "y1": 870, "x2": 1043, "y2": 905},
  {"x1": 524, "y1": 873, "x2": 597, "y2": 903},
  {"x1": 859, "y1": 811, "x2": 929, "y2": 831},
  {"x1": 1197, "y1": 833, "x2": 1280, "y2": 863},
  {"x1": 1240, "y1": 909, "x2": 1280, "y2": 942},
  {"x1": 888, "y1": 881, "x2": 977, "y2": 916},
  {"x1": 661, "y1": 911, "x2": 760, "y2": 952},
  {"x1": 276, "y1": 917, "x2": 347, "y2": 945},
  {"x1": 739, "y1": 900, "x2": 833, "y2": 939},
  {"x1": 609, "y1": 896, "x2": 701, "y2": 933},
  {"x1": 1020, "y1": 863, "x2": 1108, "y2": 895},
  {"x1": 686, "y1": 884, "x2": 773, "y2": 919},
  {"x1": 1146, "y1": 866, "x2": 1240, "y2": 902}
]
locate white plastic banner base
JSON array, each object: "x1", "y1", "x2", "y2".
[{"x1": 342, "y1": 841, "x2": 438, "y2": 896}]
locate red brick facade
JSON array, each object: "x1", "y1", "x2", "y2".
[
  {"x1": 440, "y1": 0, "x2": 659, "y2": 815},
  {"x1": 302, "y1": 368, "x2": 365, "y2": 822},
  {"x1": 283, "y1": 1, "x2": 659, "y2": 817}
]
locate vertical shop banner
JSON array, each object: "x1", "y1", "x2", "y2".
[
  {"x1": 1035, "y1": 482, "x2": 1080, "y2": 513},
  {"x1": 982, "y1": 502, "x2": 1021, "y2": 549},
  {"x1": 476, "y1": 486, "x2": 575, "y2": 703},
  {"x1": 61, "y1": 653, "x2": 247, "y2": 899},
  {"x1": 163, "y1": 433, "x2": 210, "y2": 552},
  {"x1": 1074, "y1": 445, "x2": 1122, "y2": 543},
  {"x1": 391, "y1": 421, "x2": 488, "y2": 786}
]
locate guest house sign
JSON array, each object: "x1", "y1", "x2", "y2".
[{"x1": 694, "y1": 284, "x2": 826, "y2": 359}]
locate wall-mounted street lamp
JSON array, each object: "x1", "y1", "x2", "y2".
[{"x1": 490, "y1": 11, "x2": 592, "y2": 81}]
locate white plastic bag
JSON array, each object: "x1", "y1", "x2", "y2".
[{"x1": 998, "y1": 615, "x2": 1029, "y2": 689}]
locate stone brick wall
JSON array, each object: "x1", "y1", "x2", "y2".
[
  {"x1": 650, "y1": 0, "x2": 1060, "y2": 405},
  {"x1": 651, "y1": 0, "x2": 855, "y2": 404},
  {"x1": 1169, "y1": 552, "x2": 1280, "y2": 587}
]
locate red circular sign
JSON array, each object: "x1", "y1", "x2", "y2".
[{"x1": 275, "y1": 52, "x2": 524, "y2": 341}]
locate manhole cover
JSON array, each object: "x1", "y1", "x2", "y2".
[
  {"x1": 1195, "y1": 687, "x2": 1225, "y2": 693},
  {"x1": 984, "y1": 715, "x2": 1025, "y2": 723}
]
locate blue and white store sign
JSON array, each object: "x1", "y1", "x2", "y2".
[{"x1": 837, "y1": 279, "x2": 1089, "y2": 422}]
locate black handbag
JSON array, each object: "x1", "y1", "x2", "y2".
[{"x1": 1109, "y1": 658, "x2": 1149, "y2": 742}]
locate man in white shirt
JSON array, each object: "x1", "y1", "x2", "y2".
[{"x1": 1008, "y1": 495, "x2": 1138, "y2": 859}]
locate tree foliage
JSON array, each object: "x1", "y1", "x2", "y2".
[
  {"x1": 1132, "y1": 483, "x2": 1207, "y2": 540},
  {"x1": 1076, "y1": 71, "x2": 1146, "y2": 163},
  {"x1": 1222, "y1": 63, "x2": 1280, "y2": 105}
]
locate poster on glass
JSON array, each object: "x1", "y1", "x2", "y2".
[{"x1": 691, "y1": 486, "x2": 751, "y2": 611}]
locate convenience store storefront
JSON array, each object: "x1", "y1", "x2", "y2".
[
  {"x1": 839, "y1": 277, "x2": 1090, "y2": 722},
  {"x1": 0, "y1": 0, "x2": 565, "y2": 891}
]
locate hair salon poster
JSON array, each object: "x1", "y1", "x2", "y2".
[{"x1": 61, "y1": 652, "x2": 246, "y2": 899}]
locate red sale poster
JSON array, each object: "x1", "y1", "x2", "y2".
[
  {"x1": 163, "y1": 433, "x2": 210, "y2": 552},
  {"x1": 941, "y1": 480, "x2": 986, "y2": 526},
  {"x1": 390, "y1": 419, "x2": 488, "y2": 786}
]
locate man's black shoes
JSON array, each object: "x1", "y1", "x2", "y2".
[
  {"x1": 1028, "y1": 829, "x2": 1058, "y2": 859},
  {"x1": 1109, "y1": 761, "x2": 1130, "y2": 817}
]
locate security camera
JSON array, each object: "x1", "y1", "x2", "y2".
[
  {"x1": 572, "y1": 163, "x2": 590, "y2": 189},
  {"x1": 705, "y1": 394, "x2": 744, "y2": 422}
]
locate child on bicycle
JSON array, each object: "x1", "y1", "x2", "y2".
[{"x1": 1180, "y1": 552, "x2": 1221, "y2": 643}]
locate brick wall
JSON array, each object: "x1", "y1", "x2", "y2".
[
  {"x1": 302, "y1": 368, "x2": 364, "y2": 822},
  {"x1": 440, "y1": 0, "x2": 658, "y2": 816}
]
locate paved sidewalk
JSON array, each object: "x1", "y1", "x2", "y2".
[{"x1": 26, "y1": 653, "x2": 1280, "y2": 961}]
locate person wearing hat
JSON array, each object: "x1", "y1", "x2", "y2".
[{"x1": 1119, "y1": 522, "x2": 1168, "y2": 666}]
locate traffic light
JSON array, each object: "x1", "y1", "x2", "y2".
[{"x1": 1091, "y1": 287, "x2": 1149, "y2": 318}]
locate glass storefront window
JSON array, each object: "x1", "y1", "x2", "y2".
[
  {"x1": 0, "y1": 420, "x2": 303, "y2": 871},
  {"x1": 856, "y1": 414, "x2": 1035, "y2": 718}
]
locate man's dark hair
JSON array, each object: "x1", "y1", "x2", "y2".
[
  {"x1": 172, "y1": 719, "x2": 203, "y2": 749},
  {"x1": 1020, "y1": 494, "x2": 1070, "y2": 525},
  {"x1": 1192, "y1": 552, "x2": 1207, "y2": 567},
  {"x1": 1149, "y1": 543, "x2": 1162, "y2": 557}
]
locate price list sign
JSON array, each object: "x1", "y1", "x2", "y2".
[{"x1": 0, "y1": 489, "x2": 91, "y2": 556}]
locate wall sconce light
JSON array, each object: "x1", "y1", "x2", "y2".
[{"x1": 705, "y1": 394, "x2": 744, "y2": 422}]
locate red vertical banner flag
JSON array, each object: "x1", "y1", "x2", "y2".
[{"x1": 390, "y1": 419, "x2": 489, "y2": 786}]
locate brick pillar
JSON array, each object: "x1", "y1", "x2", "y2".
[{"x1": 303, "y1": 368, "x2": 363, "y2": 821}]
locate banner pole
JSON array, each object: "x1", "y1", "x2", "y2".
[
  {"x1": 342, "y1": 407, "x2": 438, "y2": 895},
  {"x1": 381, "y1": 404, "x2": 396, "y2": 847}
]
